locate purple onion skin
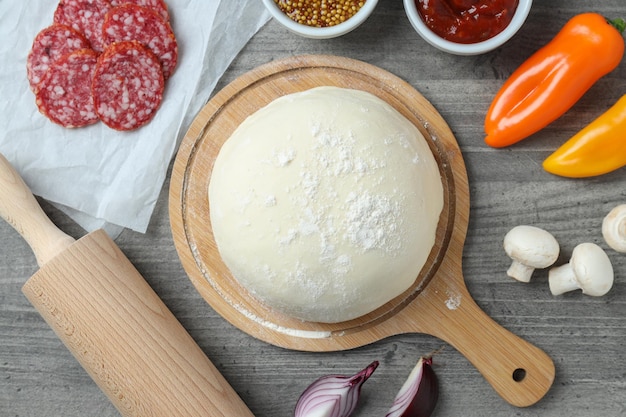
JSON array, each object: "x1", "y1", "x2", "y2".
[
  {"x1": 385, "y1": 357, "x2": 439, "y2": 417},
  {"x1": 402, "y1": 360, "x2": 438, "y2": 417},
  {"x1": 294, "y1": 361, "x2": 379, "y2": 417}
]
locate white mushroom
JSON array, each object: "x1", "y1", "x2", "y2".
[
  {"x1": 503, "y1": 225, "x2": 560, "y2": 282},
  {"x1": 602, "y1": 204, "x2": 626, "y2": 253},
  {"x1": 548, "y1": 242, "x2": 614, "y2": 296}
]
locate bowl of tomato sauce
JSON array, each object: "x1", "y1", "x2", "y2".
[
  {"x1": 404, "y1": 0, "x2": 532, "y2": 55},
  {"x1": 262, "y1": 0, "x2": 379, "y2": 39}
]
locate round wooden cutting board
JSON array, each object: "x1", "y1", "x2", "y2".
[{"x1": 169, "y1": 55, "x2": 554, "y2": 407}]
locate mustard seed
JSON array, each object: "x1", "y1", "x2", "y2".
[{"x1": 274, "y1": 0, "x2": 366, "y2": 28}]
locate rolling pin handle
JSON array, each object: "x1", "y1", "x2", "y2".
[
  {"x1": 1, "y1": 152, "x2": 256, "y2": 417},
  {"x1": 0, "y1": 153, "x2": 75, "y2": 266}
]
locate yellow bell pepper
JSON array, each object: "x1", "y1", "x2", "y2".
[{"x1": 543, "y1": 94, "x2": 626, "y2": 178}]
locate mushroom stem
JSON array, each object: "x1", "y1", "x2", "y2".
[
  {"x1": 548, "y1": 263, "x2": 579, "y2": 295},
  {"x1": 507, "y1": 261, "x2": 534, "y2": 283}
]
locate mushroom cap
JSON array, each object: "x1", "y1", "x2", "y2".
[
  {"x1": 571, "y1": 242, "x2": 614, "y2": 296},
  {"x1": 503, "y1": 225, "x2": 560, "y2": 269},
  {"x1": 602, "y1": 204, "x2": 626, "y2": 253}
]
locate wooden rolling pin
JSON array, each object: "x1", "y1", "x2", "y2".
[{"x1": 0, "y1": 153, "x2": 255, "y2": 417}]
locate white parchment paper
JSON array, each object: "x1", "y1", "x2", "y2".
[{"x1": 0, "y1": 0, "x2": 270, "y2": 235}]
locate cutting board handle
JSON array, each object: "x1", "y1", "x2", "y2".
[
  {"x1": 0, "y1": 153, "x2": 75, "y2": 266},
  {"x1": 405, "y1": 264, "x2": 556, "y2": 407}
]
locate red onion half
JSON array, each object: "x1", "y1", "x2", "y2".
[
  {"x1": 294, "y1": 361, "x2": 379, "y2": 417},
  {"x1": 385, "y1": 356, "x2": 439, "y2": 417}
]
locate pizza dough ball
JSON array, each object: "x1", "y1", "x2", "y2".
[{"x1": 209, "y1": 86, "x2": 444, "y2": 323}]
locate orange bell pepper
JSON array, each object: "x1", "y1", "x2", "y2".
[
  {"x1": 543, "y1": 94, "x2": 626, "y2": 178},
  {"x1": 485, "y1": 13, "x2": 625, "y2": 148}
]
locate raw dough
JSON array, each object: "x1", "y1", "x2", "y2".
[{"x1": 209, "y1": 86, "x2": 444, "y2": 323}]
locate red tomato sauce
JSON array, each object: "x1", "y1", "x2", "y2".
[{"x1": 416, "y1": 0, "x2": 519, "y2": 44}]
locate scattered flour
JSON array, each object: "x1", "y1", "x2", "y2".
[{"x1": 445, "y1": 291, "x2": 462, "y2": 310}]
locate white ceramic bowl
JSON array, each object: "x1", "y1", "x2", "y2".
[
  {"x1": 403, "y1": 0, "x2": 532, "y2": 55},
  {"x1": 261, "y1": 0, "x2": 379, "y2": 39}
]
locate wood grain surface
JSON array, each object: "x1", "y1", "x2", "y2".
[{"x1": 2, "y1": 1, "x2": 625, "y2": 417}]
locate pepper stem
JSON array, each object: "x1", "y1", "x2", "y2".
[{"x1": 607, "y1": 17, "x2": 626, "y2": 34}]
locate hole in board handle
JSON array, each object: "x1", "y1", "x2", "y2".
[{"x1": 512, "y1": 368, "x2": 526, "y2": 382}]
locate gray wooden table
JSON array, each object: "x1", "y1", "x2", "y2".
[{"x1": 2, "y1": 1, "x2": 625, "y2": 416}]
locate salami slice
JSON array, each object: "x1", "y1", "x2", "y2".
[
  {"x1": 27, "y1": 24, "x2": 91, "y2": 92},
  {"x1": 35, "y1": 49, "x2": 99, "y2": 128},
  {"x1": 102, "y1": 4, "x2": 178, "y2": 79},
  {"x1": 53, "y1": 0, "x2": 112, "y2": 52},
  {"x1": 109, "y1": 0, "x2": 169, "y2": 21},
  {"x1": 92, "y1": 41, "x2": 164, "y2": 131}
]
